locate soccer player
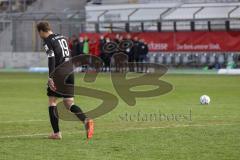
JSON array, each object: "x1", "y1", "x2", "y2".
[{"x1": 36, "y1": 22, "x2": 94, "y2": 140}]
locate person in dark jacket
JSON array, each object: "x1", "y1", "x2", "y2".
[
  {"x1": 75, "y1": 37, "x2": 84, "y2": 56},
  {"x1": 125, "y1": 34, "x2": 135, "y2": 72},
  {"x1": 103, "y1": 37, "x2": 114, "y2": 72},
  {"x1": 133, "y1": 37, "x2": 141, "y2": 72},
  {"x1": 114, "y1": 34, "x2": 120, "y2": 44},
  {"x1": 71, "y1": 35, "x2": 79, "y2": 57},
  {"x1": 139, "y1": 39, "x2": 149, "y2": 72},
  {"x1": 99, "y1": 35, "x2": 106, "y2": 71}
]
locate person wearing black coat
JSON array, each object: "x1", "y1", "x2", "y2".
[
  {"x1": 71, "y1": 35, "x2": 79, "y2": 57},
  {"x1": 125, "y1": 34, "x2": 135, "y2": 72},
  {"x1": 133, "y1": 37, "x2": 142, "y2": 72},
  {"x1": 99, "y1": 35, "x2": 107, "y2": 71},
  {"x1": 139, "y1": 39, "x2": 149, "y2": 72}
]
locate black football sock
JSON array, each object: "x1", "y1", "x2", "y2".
[
  {"x1": 49, "y1": 106, "x2": 60, "y2": 133},
  {"x1": 70, "y1": 105, "x2": 87, "y2": 122}
]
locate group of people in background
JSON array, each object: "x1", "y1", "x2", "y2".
[{"x1": 68, "y1": 34, "x2": 149, "y2": 72}]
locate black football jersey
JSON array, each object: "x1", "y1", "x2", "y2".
[
  {"x1": 43, "y1": 34, "x2": 70, "y2": 66},
  {"x1": 43, "y1": 34, "x2": 71, "y2": 76}
]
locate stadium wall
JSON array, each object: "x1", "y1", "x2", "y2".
[
  {"x1": 0, "y1": 52, "x2": 47, "y2": 69},
  {"x1": 80, "y1": 31, "x2": 240, "y2": 52}
]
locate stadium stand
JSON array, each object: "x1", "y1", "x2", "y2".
[
  {"x1": 0, "y1": 0, "x2": 36, "y2": 12},
  {"x1": 85, "y1": 1, "x2": 240, "y2": 32},
  {"x1": 130, "y1": 9, "x2": 168, "y2": 21},
  {"x1": 0, "y1": 0, "x2": 86, "y2": 52},
  {"x1": 86, "y1": 2, "x2": 240, "y2": 22},
  {"x1": 84, "y1": 1, "x2": 240, "y2": 68},
  {"x1": 164, "y1": 7, "x2": 200, "y2": 20},
  {"x1": 87, "y1": 0, "x2": 240, "y2": 5},
  {"x1": 0, "y1": 0, "x2": 239, "y2": 69}
]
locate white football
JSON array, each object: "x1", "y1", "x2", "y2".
[{"x1": 200, "y1": 95, "x2": 211, "y2": 105}]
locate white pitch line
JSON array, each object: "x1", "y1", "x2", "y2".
[
  {"x1": 0, "y1": 133, "x2": 47, "y2": 139},
  {"x1": 0, "y1": 120, "x2": 47, "y2": 124},
  {"x1": 0, "y1": 123, "x2": 239, "y2": 139}
]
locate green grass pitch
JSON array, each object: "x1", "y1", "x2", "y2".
[{"x1": 0, "y1": 72, "x2": 239, "y2": 160}]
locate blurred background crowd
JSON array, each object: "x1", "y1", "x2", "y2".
[{"x1": 68, "y1": 34, "x2": 149, "y2": 72}]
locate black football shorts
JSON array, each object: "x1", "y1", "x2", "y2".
[{"x1": 47, "y1": 73, "x2": 74, "y2": 98}]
